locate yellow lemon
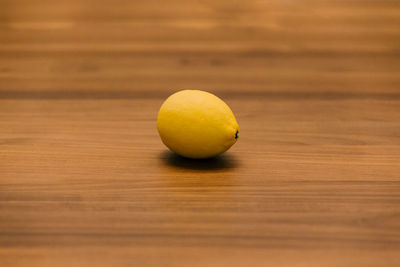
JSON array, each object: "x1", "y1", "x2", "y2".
[{"x1": 157, "y1": 90, "x2": 239, "y2": 159}]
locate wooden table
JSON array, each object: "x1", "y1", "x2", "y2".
[{"x1": 1, "y1": 0, "x2": 400, "y2": 266}]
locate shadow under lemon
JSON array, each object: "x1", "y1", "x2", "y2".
[{"x1": 159, "y1": 150, "x2": 239, "y2": 171}]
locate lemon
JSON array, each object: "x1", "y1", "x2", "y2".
[{"x1": 157, "y1": 90, "x2": 239, "y2": 159}]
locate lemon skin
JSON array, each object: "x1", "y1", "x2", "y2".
[{"x1": 157, "y1": 90, "x2": 239, "y2": 159}]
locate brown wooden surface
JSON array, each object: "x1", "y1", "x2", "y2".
[{"x1": 1, "y1": 0, "x2": 400, "y2": 266}]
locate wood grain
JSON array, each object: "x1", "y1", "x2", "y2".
[{"x1": 1, "y1": 0, "x2": 400, "y2": 266}]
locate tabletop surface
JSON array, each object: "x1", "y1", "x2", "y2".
[{"x1": 1, "y1": 0, "x2": 400, "y2": 266}]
